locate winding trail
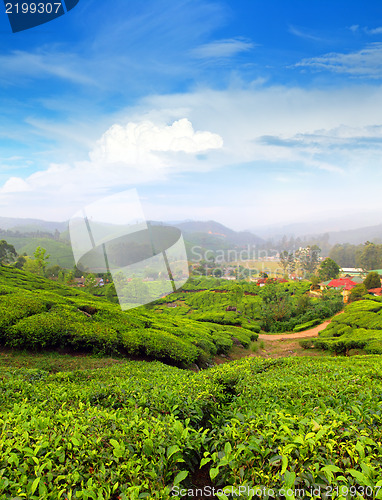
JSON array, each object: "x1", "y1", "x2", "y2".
[{"x1": 258, "y1": 313, "x2": 342, "y2": 341}]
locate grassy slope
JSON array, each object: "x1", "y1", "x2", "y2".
[
  {"x1": 0, "y1": 267, "x2": 255, "y2": 366},
  {"x1": 4, "y1": 236, "x2": 75, "y2": 267},
  {"x1": 302, "y1": 296, "x2": 382, "y2": 354}
]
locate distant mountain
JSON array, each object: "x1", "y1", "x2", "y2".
[
  {"x1": 248, "y1": 212, "x2": 382, "y2": 240},
  {"x1": 172, "y1": 220, "x2": 264, "y2": 247},
  {"x1": 327, "y1": 223, "x2": 382, "y2": 245},
  {"x1": 0, "y1": 217, "x2": 67, "y2": 233}
]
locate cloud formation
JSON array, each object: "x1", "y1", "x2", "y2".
[
  {"x1": 90, "y1": 118, "x2": 223, "y2": 165},
  {"x1": 0, "y1": 118, "x2": 224, "y2": 199},
  {"x1": 293, "y1": 42, "x2": 382, "y2": 78},
  {"x1": 191, "y1": 38, "x2": 254, "y2": 59},
  {"x1": 2, "y1": 84, "x2": 382, "y2": 224}
]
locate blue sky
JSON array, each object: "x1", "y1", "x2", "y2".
[{"x1": 1, "y1": 0, "x2": 382, "y2": 230}]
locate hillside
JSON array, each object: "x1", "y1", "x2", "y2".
[
  {"x1": 0, "y1": 216, "x2": 66, "y2": 233},
  {"x1": 0, "y1": 267, "x2": 255, "y2": 366},
  {"x1": 173, "y1": 220, "x2": 264, "y2": 247},
  {"x1": 301, "y1": 296, "x2": 382, "y2": 354},
  {"x1": 4, "y1": 237, "x2": 75, "y2": 268},
  {"x1": 2, "y1": 216, "x2": 265, "y2": 267},
  {"x1": 152, "y1": 276, "x2": 344, "y2": 334}
]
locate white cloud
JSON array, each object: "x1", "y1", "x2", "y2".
[
  {"x1": 0, "y1": 118, "x2": 224, "y2": 200},
  {"x1": 191, "y1": 38, "x2": 254, "y2": 59},
  {"x1": 89, "y1": 118, "x2": 223, "y2": 165},
  {"x1": 293, "y1": 42, "x2": 382, "y2": 78},
  {"x1": 0, "y1": 177, "x2": 31, "y2": 193}
]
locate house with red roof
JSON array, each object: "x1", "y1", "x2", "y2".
[{"x1": 327, "y1": 278, "x2": 358, "y2": 289}]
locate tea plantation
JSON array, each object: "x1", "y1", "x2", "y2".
[
  {"x1": 2, "y1": 268, "x2": 382, "y2": 498},
  {"x1": 0, "y1": 267, "x2": 256, "y2": 367},
  {"x1": 301, "y1": 296, "x2": 382, "y2": 355},
  {"x1": 1, "y1": 356, "x2": 382, "y2": 499},
  {"x1": 153, "y1": 277, "x2": 343, "y2": 333}
]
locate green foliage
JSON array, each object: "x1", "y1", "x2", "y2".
[
  {"x1": 295, "y1": 245, "x2": 321, "y2": 275},
  {"x1": 23, "y1": 246, "x2": 50, "y2": 276},
  {"x1": 363, "y1": 271, "x2": 381, "y2": 290},
  {"x1": 154, "y1": 278, "x2": 341, "y2": 334},
  {"x1": 1, "y1": 354, "x2": 382, "y2": 496},
  {"x1": 357, "y1": 242, "x2": 382, "y2": 271},
  {"x1": 310, "y1": 296, "x2": 382, "y2": 354},
  {"x1": 6, "y1": 236, "x2": 75, "y2": 267},
  {"x1": 0, "y1": 239, "x2": 17, "y2": 265},
  {"x1": 329, "y1": 242, "x2": 362, "y2": 268},
  {"x1": 293, "y1": 318, "x2": 321, "y2": 332},
  {"x1": 318, "y1": 257, "x2": 340, "y2": 281},
  {"x1": 349, "y1": 283, "x2": 368, "y2": 302},
  {"x1": 0, "y1": 267, "x2": 259, "y2": 366},
  {"x1": 202, "y1": 356, "x2": 382, "y2": 493}
]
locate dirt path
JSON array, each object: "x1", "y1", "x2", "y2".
[{"x1": 258, "y1": 315, "x2": 338, "y2": 341}]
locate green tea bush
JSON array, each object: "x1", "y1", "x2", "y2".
[
  {"x1": 1, "y1": 268, "x2": 251, "y2": 365},
  {"x1": 313, "y1": 297, "x2": 382, "y2": 354},
  {"x1": 293, "y1": 318, "x2": 321, "y2": 332}
]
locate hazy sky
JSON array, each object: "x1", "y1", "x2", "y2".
[{"x1": 1, "y1": 0, "x2": 382, "y2": 230}]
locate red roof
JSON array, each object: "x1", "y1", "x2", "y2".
[
  {"x1": 368, "y1": 288, "x2": 382, "y2": 296},
  {"x1": 328, "y1": 278, "x2": 357, "y2": 288},
  {"x1": 344, "y1": 283, "x2": 356, "y2": 290}
]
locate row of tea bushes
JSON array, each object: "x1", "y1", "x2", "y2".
[
  {"x1": 201, "y1": 356, "x2": 382, "y2": 496},
  {"x1": 301, "y1": 297, "x2": 382, "y2": 354},
  {"x1": 1, "y1": 356, "x2": 382, "y2": 498},
  {"x1": 0, "y1": 268, "x2": 254, "y2": 366}
]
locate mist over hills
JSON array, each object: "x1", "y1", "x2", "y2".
[
  {"x1": 2, "y1": 216, "x2": 382, "y2": 260},
  {"x1": 170, "y1": 220, "x2": 264, "y2": 246},
  {"x1": 0, "y1": 216, "x2": 67, "y2": 233},
  {"x1": 248, "y1": 211, "x2": 382, "y2": 242}
]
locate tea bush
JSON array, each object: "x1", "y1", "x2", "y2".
[
  {"x1": 1, "y1": 356, "x2": 382, "y2": 498},
  {"x1": 306, "y1": 297, "x2": 382, "y2": 354},
  {"x1": 0, "y1": 268, "x2": 255, "y2": 366}
]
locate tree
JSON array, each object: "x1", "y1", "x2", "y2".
[
  {"x1": 14, "y1": 255, "x2": 26, "y2": 270},
  {"x1": 279, "y1": 250, "x2": 290, "y2": 274},
  {"x1": 279, "y1": 250, "x2": 296, "y2": 276},
  {"x1": 318, "y1": 258, "x2": 340, "y2": 281},
  {"x1": 349, "y1": 283, "x2": 368, "y2": 302},
  {"x1": 329, "y1": 243, "x2": 361, "y2": 268},
  {"x1": 260, "y1": 283, "x2": 292, "y2": 331},
  {"x1": 65, "y1": 271, "x2": 75, "y2": 285},
  {"x1": 122, "y1": 278, "x2": 150, "y2": 304},
  {"x1": 23, "y1": 246, "x2": 50, "y2": 276},
  {"x1": 0, "y1": 240, "x2": 17, "y2": 265},
  {"x1": 357, "y1": 242, "x2": 382, "y2": 271},
  {"x1": 45, "y1": 264, "x2": 62, "y2": 278},
  {"x1": 363, "y1": 271, "x2": 381, "y2": 290},
  {"x1": 105, "y1": 283, "x2": 118, "y2": 303},
  {"x1": 295, "y1": 245, "x2": 321, "y2": 277},
  {"x1": 309, "y1": 275, "x2": 320, "y2": 290}
]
